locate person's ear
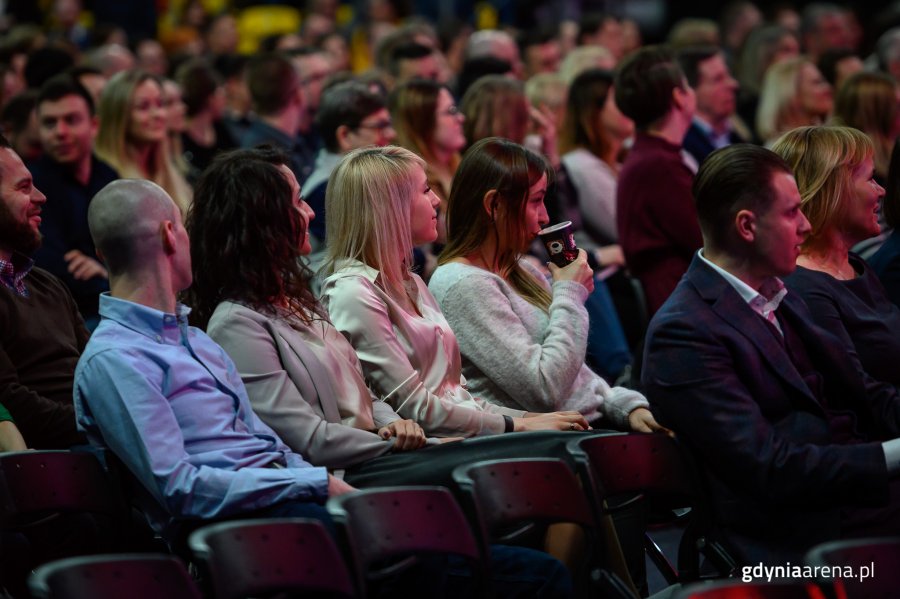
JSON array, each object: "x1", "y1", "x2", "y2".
[
  {"x1": 89, "y1": 114, "x2": 99, "y2": 139},
  {"x1": 160, "y1": 221, "x2": 177, "y2": 255},
  {"x1": 336, "y1": 124, "x2": 353, "y2": 152},
  {"x1": 481, "y1": 189, "x2": 499, "y2": 221},
  {"x1": 735, "y1": 209, "x2": 757, "y2": 243}
]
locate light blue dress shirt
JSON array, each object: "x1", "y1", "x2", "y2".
[{"x1": 74, "y1": 294, "x2": 328, "y2": 533}]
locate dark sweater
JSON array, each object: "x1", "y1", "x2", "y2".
[
  {"x1": 29, "y1": 154, "x2": 118, "y2": 321},
  {"x1": 868, "y1": 229, "x2": 900, "y2": 309},
  {"x1": 785, "y1": 253, "x2": 900, "y2": 388},
  {"x1": 0, "y1": 266, "x2": 88, "y2": 447},
  {"x1": 616, "y1": 132, "x2": 702, "y2": 315}
]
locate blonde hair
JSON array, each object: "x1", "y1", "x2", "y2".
[
  {"x1": 771, "y1": 125, "x2": 873, "y2": 252},
  {"x1": 96, "y1": 69, "x2": 192, "y2": 213},
  {"x1": 559, "y1": 46, "x2": 615, "y2": 85},
  {"x1": 756, "y1": 57, "x2": 825, "y2": 144},
  {"x1": 322, "y1": 146, "x2": 426, "y2": 303}
]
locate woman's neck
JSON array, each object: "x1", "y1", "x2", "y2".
[
  {"x1": 799, "y1": 231, "x2": 855, "y2": 280},
  {"x1": 127, "y1": 142, "x2": 155, "y2": 178},
  {"x1": 600, "y1": 138, "x2": 623, "y2": 172}
]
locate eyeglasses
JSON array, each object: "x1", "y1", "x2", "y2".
[
  {"x1": 441, "y1": 105, "x2": 461, "y2": 117},
  {"x1": 356, "y1": 120, "x2": 394, "y2": 132}
]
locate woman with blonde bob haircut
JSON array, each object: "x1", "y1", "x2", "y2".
[
  {"x1": 321, "y1": 145, "x2": 589, "y2": 438},
  {"x1": 756, "y1": 57, "x2": 832, "y2": 145},
  {"x1": 429, "y1": 137, "x2": 663, "y2": 430},
  {"x1": 96, "y1": 69, "x2": 193, "y2": 213},
  {"x1": 773, "y1": 126, "x2": 900, "y2": 387}
]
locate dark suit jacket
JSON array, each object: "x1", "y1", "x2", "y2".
[
  {"x1": 682, "y1": 122, "x2": 745, "y2": 167},
  {"x1": 642, "y1": 254, "x2": 900, "y2": 564}
]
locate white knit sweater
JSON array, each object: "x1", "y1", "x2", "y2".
[{"x1": 428, "y1": 260, "x2": 648, "y2": 427}]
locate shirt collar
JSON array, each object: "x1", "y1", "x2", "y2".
[
  {"x1": 332, "y1": 258, "x2": 380, "y2": 283},
  {"x1": 698, "y1": 249, "x2": 787, "y2": 318},
  {"x1": 0, "y1": 253, "x2": 34, "y2": 296},
  {"x1": 98, "y1": 292, "x2": 192, "y2": 344}
]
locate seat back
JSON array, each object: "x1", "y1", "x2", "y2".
[
  {"x1": 189, "y1": 517, "x2": 356, "y2": 599},
  {"x1": 327, "y1": 486, "x2": 487, "y2": 594},
  {"x1": 806, "y1": 537, "x2": 900, "y2": 599},
  {"x1": 28, "y1": 553, "x2": 202, "y2": 599},
  {"x1": 569, "y1": 433, "x2": 698, "y2": 501},
  {"x1": 0, "y1": 450, "x2": 120, "y2": 527},
  {"x1": 568, "y1": 433, "x2": 734, "y2": 583},
  {"x1": 452, "y1": 458, "x2": 595, "y2": 539}
]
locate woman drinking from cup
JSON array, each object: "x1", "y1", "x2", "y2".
[{"x1": 428, "y1": 137, "x2": 664, "y2": 431}]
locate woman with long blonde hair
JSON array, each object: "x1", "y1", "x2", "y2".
[
  {"x1": 756, "y1": 57, "x2": 832, "y2": 146},
  {"x1": 321, "y1": 145, "x2": 588, "y2": 437},
  {"x1": 96, "y1": 69, "x2": 192, "y2": 213}
]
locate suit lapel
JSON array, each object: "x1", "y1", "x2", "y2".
[
  {"x1": 688, "y1": 257, "x2": 823, "y2": 410},
  {"x1": 268, "y1": 318, "x2": 343, "y2": 424}
]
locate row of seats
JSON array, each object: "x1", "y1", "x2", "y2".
[
  {"x1": 2, "y1": 435, "x2": 895, "y2": 598},
  {"x1": 25, "y1": 531, "x2": 900, "y2": 599}
]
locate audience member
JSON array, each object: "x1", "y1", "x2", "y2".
[
  {"x1": 800, "y1": 2, "x2": 854, "y2": 62},
  {"x1": 643, "y1": 143, "x2": 900, "y2": 565},
  {"x1": 321, "y1": 146, "x2": 589, "y2": 437},
  {"x1": 387, "y1": 42, "x2": 442, "y2": 85},
  {"x1": 577, "y1": 13, "x2": 624, "y2": 62},
  {"x1": 67, "y1": 65, "x2": 107, "y2": 108},
  {"x1": 816, "y1": 48, "x2": 863, "y2": 91},
  {"x1": 465, "y1": 29, "x2": 523, "y2": 79},
  {"x1": 188, "y1": 148, "x2": 428, "y2": 469},
  {"x1": 30, "y1": 75, "x2": 117, "y2": 327},
  {"x1": 718, "y1": 1, "x2": 763, "y2": 66},
  {"x1": 289, "y1": 46, "x2": 335, "y2": 138},
  {"x1": 559, "y1": 45, "x2": 615, "y2": 85},
  {"x1": 161, "y1": 78, "x2": 190, "y2": 179},
  {"x1": 241, "y1": 53, "x2": 315, "y2": 185},
  {"x1": 174, "y1": 58, "x2": 237, "y2": 177},
  {"x1": 95, "y1": 69, "x2": 192, "y2": 213},
  {"x1": 454, "y1": 55, "x2": 511, "y2": 100},
  {"x1": 1, "y1": 91, "x2": 42, "y2": 163},
  {"x1": 615, "y1": 46, "x2": 702, "y2": 316},
  {"x1": 774, "y1": 126, "x2": 900, "y2": 388},
  {"x1": 678, "y1": 46, "x2": 744, "y2": 166},
  {"x1": 756, "y1": 57, "x2": 832, "y2": 147},
  {"x1": 667, "y1": 18, "x2": 720, "y2": 49},
  {"x1": 430, "y1": 137, "x2": 655, "y2": 424},
  {"x1": 390, "y1": 79, "x2": 465, "y2": 240},
  {"x1": 302, "y1": 81, "x2": 395, "y2": 252},
  {"x1": 832, "y1": 72, "x2": 899, "y2": 182},
  {"x1": 869, "y1": 139, "x2": 900, "y2": 308},
  {"x1": 76, "y1": 178, "x2": 351, "y2": 540},
  {"x1": 0, "y1": 133, "x2": 87, "y2": 449},
  {"x1": 558, "y1": 68, "x2": 631, "y2": 250},
  {"x1": 520, "y1": 27, "x2": 562, "y2": 79},
  {"x1": 735, "y1": 24, "x2": 800, "y2": 140}
]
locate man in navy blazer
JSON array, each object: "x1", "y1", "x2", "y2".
[
  {"x1": 677, "y1": 46, "x2": 746, "y2": 167},
  {"x1": 643, "y1": 144, "x2": 900, "y2": 565}
]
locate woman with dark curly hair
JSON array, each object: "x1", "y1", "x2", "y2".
[{"x1": 184, "y1": 147, "x2": 428, "y2": 470}]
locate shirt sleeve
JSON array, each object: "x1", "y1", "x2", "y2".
[
  {"x1": 323, "y1": 275, "x2": 506, "y2": 437},
  {"x1": 208, "y1": 307, "x2": 394, "y2": 469},
  {"x1": 75, "y1": 348, "x2": 328, "y2": 519}
]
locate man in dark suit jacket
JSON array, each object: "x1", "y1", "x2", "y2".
[
  {"x1": 643, "y1": 144, "x2": 900, "y2": 565},
  {"x1": 677, "y1": 46, "x2": 746, "y2": 167}
]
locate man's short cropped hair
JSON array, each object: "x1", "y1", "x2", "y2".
[
  {"x1": 693, "y1": 144, "x2": 792, "y2": 248},
  {"x1": 614, "y1": 45, "x2": 686, "y2": 130},
  {"x1": 316, "y1": 81, "x2": 386, "y2": 153},
  {"x1": 37, "y1": 74, "x2": 96, "y2": 115},
  {"x1": 245, "y1": 53, "x2": 299, "y2": 116}
]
